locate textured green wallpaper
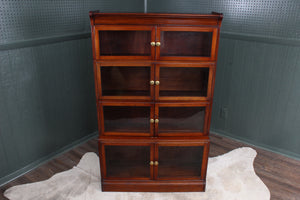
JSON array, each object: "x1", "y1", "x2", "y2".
[
  {"x1": 148, "y1": 0, "x2": 300, "y2": 39},
  {"x1": 0, "y1": 0, "x2": 144, "y2": 44}
]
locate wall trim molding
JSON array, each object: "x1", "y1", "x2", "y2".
[
  {"x1": 221, "y1": 31, "x2": 300, "y2": 46},
  {"x1": 0, "y1": 131, "x2": 98, "y2": 187},
  {"x1": 211, "y1": 129, "x2": 300, "y2": 161},
  {"x1": 0, "y1": 32, "x2": 90, "y2": 51},
  {"x1": 1, "y1": 31, "x2": 299, "y2": 51},
  {"x1": 144, "y1": 0, "x2": 147, "y2": 13}
]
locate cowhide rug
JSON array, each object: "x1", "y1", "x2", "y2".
[{"x1": 4, "y1": 147, "x2": 270, "y2": 200}]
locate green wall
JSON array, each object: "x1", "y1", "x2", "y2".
[
  {"x1": 212, "y1": 37, "x2": 300, "y2": 158},
  {"x1": 1, "y1": 0, "x2": 300, "y2": 186},
  {"x1": 0, "y1": 0, "x2": 144, "y2": 186},
  {"x1": 0, "y1": 39, "x2": 97, "y2": 183}
]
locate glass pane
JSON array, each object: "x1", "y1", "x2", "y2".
[
  {"x1": 101, "y1": 66, "x2": 150, "y2": 96},
  {"x1": 159, "y1": 67, "x2": 209, "y2": 97},
  {"x1": 158, "y1": 146, "x2": 203, "y2": 178},
  {"x1": 158, "y1": 107, "x2": 205, "y2": 134},
  {"x1": 105, "y1": 145, "x2": 150, "y2": 178},
  {"x1": 99, "y1": 31, "x2": 151, "y2": 56},
  {"x1": 160, "y1": 31, "x2": 212, "y2": 57},
  {"x1": 103, "y1": 106, "x2": 150, "y2": 133}
]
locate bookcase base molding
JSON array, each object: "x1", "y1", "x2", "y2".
[{"x1": 102, "y1": 180, "x2": 205, "y2": 192}]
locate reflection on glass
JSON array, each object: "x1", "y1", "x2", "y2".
[
  {"x1": 99, "y1": 31, "x2": 151, "y2": 56},
  {"x1": 159, "y1": 67, "x2": 209, "y2": 97},
  {"x1": 103, "y1": 106, "x2": 150, "y2": 133},
  {"x1": 160, "y1": 31, "x2": 212, "y2": 57},
  {"x1": 105, "y1": 145, "x2": 150, "y2": 178},
  {"x1": 158, "y1": 107, "x2": 205, "y2": 134},
  {"x1": 158, "y1": 146, "x2": 203, "y2": 178},
  {"x1": 101, "y1": 66, "x2": 150, "y2": 96}
]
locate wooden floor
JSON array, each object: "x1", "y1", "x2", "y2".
[{"x1": 1, "y1": 134, "x2": 300, "y2": 200}]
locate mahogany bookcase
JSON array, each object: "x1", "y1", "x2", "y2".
[{"x1": 89, "y1": 11, "x2": 223, "y2": 192}]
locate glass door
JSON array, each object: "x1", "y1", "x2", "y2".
[
  {"x1": 101, "y1": 142, "x2": 154, "y2": 180},
  {"x1": 97, "y1": 62, "x2": 154, "y2": 100},
  {"x1": 99, "y1": 102, "x2": 154, "y2": 136},
  {"x1": 155, "y1": 103, "x2": 209, "y2": 136},
  {"x1": 95, "y1": 25, "x2": 155, "y2": 60},
  {"x1": 155, "y1": 64, "x2": 214, "y2": 101},
  {"x1": 156, "y1": 27, "x2": 218, "y2": 61},
  {"x1": 155, "y1": 142, "x2": 209, "y2": 180}
]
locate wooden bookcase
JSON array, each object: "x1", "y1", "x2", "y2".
[{"x1": 89, "y1": 12, "x2": 223, "y2": 192}]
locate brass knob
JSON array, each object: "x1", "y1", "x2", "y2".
[
  {"x1": 150, "y1": 42, "x2": 155, "y2": 46},
  {"x1": 150, "y1": 80, "x2": 154, "y2": 85},
  {"x1": 156, "y1": 42, "x2": 161, "y2": 47},
  {"x1": 155, "y1": 80, "x2": 160, "y2": 85},
  {"x1": 149, "y1": 161, "x2": 154, "y2": 165},
  {"x1": 154, "y1": 161, "x2": 159, "y2": 166},
  {"x1": 150, "y1": 119, "x2": 154, "y2": 123},
  {"x1": 155, "y1": 119, "x2": 159, "y2": 123}
]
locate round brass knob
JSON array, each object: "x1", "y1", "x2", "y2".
[
  {"x1": 150, "y1": 42, "x2": 155, "y2": 46},
  {"x1": 150, "y1": 119, "x2": 154, "y2": 123},
  {"x1": 155, "y1": 80, "x2": 160, "y2": 85},
  {"x1": 155, "y1": 119, "x2": 159, "y2": 123},
  {"x1": 150, "y1": 80, "x2": 154, "y2": 85},
  {"x1": 156, "y1": 42, "x2": 161, "y2": 47},
  {"x1": 154, "y1": 161, "x2": 159, "y2": 166},
  {"x1": 149, "y1": 161, "x2": 154, "y2": 165}
]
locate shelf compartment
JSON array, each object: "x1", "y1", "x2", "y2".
[
  {"x1": 155, "y1": 63, "x2": 214, "y2": 101},
  {"x1": 96, "y1": 62, "x2": 154, "y2": 101},
  {"x1": 101, "y1": 143, "x2": 153, "y2": 180},
  {"x1": 94, "y1": 25, "x2": 155, "y2": 60},
  {"x1": 156, "y1": 141, "x2": 209, "y2": 180},
  {"x1": 155, "y1": 103, "x2": 210, "y2": 136},
  {"x1": 156, "y1": 26, "x2": 218, "y2": 61},
  {"x1": 99, "y1": 102, "x2": 154, "y2": 136}
]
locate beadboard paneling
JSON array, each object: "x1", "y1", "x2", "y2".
[
  {"x1": 0, "y1": 38, "x2": 97, "y2": 181},
  {"x1": 211, "y1": 38, "x2": 300, "y2": 157}
]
